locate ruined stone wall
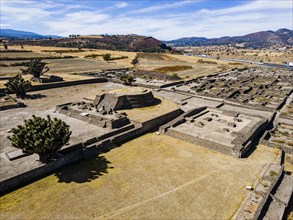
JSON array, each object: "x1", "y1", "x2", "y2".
[
  {"x1": 0, "y1": 78, "x2": 108, "y2": 94},
  {"x1": 159, "y1": 107, "x2": 207, "y2": 134},
  {"x1": 232, "y1": 118, "x2": 269, "y2": 157},
  {"x1": 0, "y1": 148, "x2": 84, "y2": 195},
  {"x1": 111, "y1": 108, "x2": 183, "y2": 144},
  {"x1": 57, "y1": 107, "x2": 130, "y2": 129},
  {"x1": 235, "y1": 164, "x2": 284, "y2": 220},
  {"x1": 166, "y1": 129, "x2": 232, "y2": 155}
]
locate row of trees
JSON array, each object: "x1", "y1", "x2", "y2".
[
  {"x1": 5, "y1": 59, "x2": 71, "y2": 163},
  {"x1": 5, "y1": 58, "x2": 49, "y2": 97}
]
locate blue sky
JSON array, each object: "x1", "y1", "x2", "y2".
[{"x1": 0, "y1": 0, "x2": 292, "y2": 40}]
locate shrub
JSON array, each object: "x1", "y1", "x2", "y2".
[
  {"x1": 8, "y1": 115, "x2": 71, "y2": 163},
  {"x1": 119, "y1": 73, "x2": 134, "y2": 86},
  {"x1": 102, "y1": 53, "x2": 111, "y2": 61},
  {"x1": 109, "y1": 56, "x2": 128, "y2": 61},
  {"x1": 84, "y1": 54, "x2": 100, "y2": 59},
  {"x1": 197, "y1": 59, "x2": 217, "y2": 64},
  {"x1": 269, "y1": 171, "x2": 277, "y2": 177},
  {"x1": 131, "y1": 56, "x2": 139, "y2": 65},
  {"x1": 10, "y1": 61, "x2": 29, "y2": 67},
  {"x1": 171, "y1": 73, "x2": 178, "y2": 78},
  {"x1": 4, "y1": 74, "x2": 32, "y2": 98},
  {"x1": 21, "y1": 58, "x2": 49, "y2": 79}
]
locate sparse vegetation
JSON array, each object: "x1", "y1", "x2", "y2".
[
  {"x1": 109, "y1": 56, "x2": 128, "y2": 61},
  {"x1": 0, "y1": 61, "x2": 29, "y2": 67},
  {"x1": 84, "y1": 54, "x2": 101, "y2": 59},
  {"x1": 41, "y1": 49, "x2": 85, "y2": 53},
  {"x1": 269, "y1": 171, "x2": 277, "y2": 177},
  {"x1": 4, "y1": 74, "x2": 32, "y2": 98},
  {"x1": 153, "y1": 65, "x2": 192, "y2": 73},
  {"x1": 8, "y1": 115, "x2": 71, "y2": 163},
  {"x1": 197, "y1": 59, "x2": 217, "y2": 64},
  {"x1": 272, "y1": 139, "x2": 286, "y2": 144},
  {"x1": 0, "y1": 56, "x2": 74, "y2": 61}
]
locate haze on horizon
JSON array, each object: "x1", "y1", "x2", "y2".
[{"x1": 0, "y1": 0, "x2": 292, "y2": 40}]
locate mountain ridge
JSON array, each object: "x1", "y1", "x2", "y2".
[
  {"x1": 0, "y1": 29, "x2": 61, "y2": 39},
  {"x1": 164, "y1": 28, "x2": 293, "y2": 48}
]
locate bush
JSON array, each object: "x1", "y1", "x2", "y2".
[
  {"x1": 131, "y1": 55, "x2": 139, "y2": 65},
  {"x1": 102, "y1": 53, "x2": 111, "y2": 61},
  {"x1": 119, "y1": 73, "x2": 134, "y2": 86},
  {"x1": 4, "y1": 74, "x2": 32, "y2": 98},
  {"x1": 8, "y1": 115, "x2": 71, "y2": 163},
  {"x1": 171, "y1": 73, "x2": 178, "y2": 78},
  {"x1": 84, "y1": 54, "x2": 100, "y2": 59}
]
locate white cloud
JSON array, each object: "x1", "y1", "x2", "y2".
[
  {"x1": 130, "y1": 0, "x2": 198, "y2": 14},
  {"x1": 0, "y1": 0, "x2": 291, "y2": 40},
  {"x1": 0, "y1": 23, "x2": 11, "y2": 28},
  {"x1": 115, "y1": 2, "x2": 128, "y2": 9}
]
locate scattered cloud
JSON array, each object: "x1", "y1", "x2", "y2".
[
  {"x1": 0, "y1": 0, "x2": 292, "y2": 40},
  {"x1": 115, "y1": 2, "x2": 128, "y2": 9},
  {"x1": 130, "y1": 0, "x2": 198, "y2": 14}
]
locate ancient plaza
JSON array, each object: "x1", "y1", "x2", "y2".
[{"x1": 0, "y1": 66, "x2": 292, "y2": 219}]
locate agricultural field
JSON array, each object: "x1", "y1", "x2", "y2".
[
  {"x1": 7, "y1": 45, "x2": 137, "y2": 68},
  {"x1": 1, "y1": 45, "x2": 245, "y2": 81},
  {"x1": 181, "y1": 46, "x2": 293, "y2": 65},
  {"x1": 135, "y1": 52, "x2": 244, "y2": 79},
  {"x1": 0, "y1": 133, "x2": 278, "y2": 220}
]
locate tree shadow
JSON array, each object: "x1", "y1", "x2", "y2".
[
  {"x1": 21, "y1": 94, "x2": 47, "y2": 100},
  {"x1": 54, "y1": 156, "x2": 113, "y2": 183}
]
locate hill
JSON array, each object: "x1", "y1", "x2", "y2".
[
  {"x1": 7, "y1": 34, "x2": 171, "y2": 52},
  {"x1": 164, "y1": 28, "x2": 293, "y2": 48},
  {"x1": 0, "y1": 29, "x2": 61, "y2": 39}
]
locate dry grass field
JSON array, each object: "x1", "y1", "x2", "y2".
[
  {"x1": 182, "y1": 46, "x2": 293, "y2": 64},
  {"x1": 136, "y1": 52, "x2": 244, "y2": 78},
  {"x1": 0, "y1": 134, "x2": 277, "y2": 220},
  {"x1": 7, "y1": 45, "x2": 137, "y2": 67},
  {"x1": 0, "y1": 45, "x2": 246, "y2": 81}
]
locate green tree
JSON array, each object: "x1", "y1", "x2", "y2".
[
  {"x1": 102, "y1": 53, "x2": 111, "y2": 62},
  {"x1": 8, "y1": 115, "x2": 71, "y2": 163},
  {"x1": 131, "y1": 56, "x2": 139, "y2": 65},
  {"x1": 120, "y1": 73, "x2": 134, "y2": 86},
  {"x1": 21, "y1": 58, "x2": 49, "y2": 80},
  {"x1": 4, "y1": 74, "x2": 32, "y2": 98}
]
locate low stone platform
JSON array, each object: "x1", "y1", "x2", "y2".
[
  {"x1": 56, "y1": 101, "x2": 130, "y2": 129},
  {"x1": 160, "y1": 107, "x2": 269, "y2": 157}
]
